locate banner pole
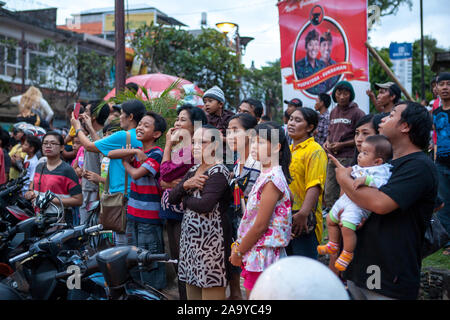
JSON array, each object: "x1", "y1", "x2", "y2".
[{"x1": 365, "y1": 41, "x2": 413, "y2": 101}]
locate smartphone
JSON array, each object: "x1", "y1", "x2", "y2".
[{"x1": 73, "y1": 102, "x2": 81, "y2": 120}]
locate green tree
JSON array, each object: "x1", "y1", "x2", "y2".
[
  {"x1": 77, "y1": 50, "x2": 114, "y2": 99},
  {"x1": 411, "y1": 38, "x2": 442, "y2": 102},
  {"x1": 418, "y1": 35, "x2": 447, "y2": 66},
  {"x1": 368, "y1": 35, "x2": 446, "y2": 106},
  {"x1": 103, "y1": 80, "x2": 183, "y2": 148},
  {"x1": 131, "y1": 22, "x2": 193, "y2": 74},
  {"x1": 29, "y1": 39, "x2": 78, "y2": 106},
  {"x1": 368, "y1": 0, "x2": 412, "y2": 16},
  {"x1": 29, "y1": 39, "x2": 113, "y2": 106},
  {"x1": 242, "y1": 59, "x2": 283, "y2": 124},
  {"x1": 130, "y1": 24, "x2": 243, "y2": 107}
]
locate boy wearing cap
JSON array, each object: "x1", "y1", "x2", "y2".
[
  {"x1": 366, "y1": 82, "x2": 401, "y2": 113},
  {"x1": 285, "y1": 98, "x2": 303, "y2": 116},
  {"x1": 203, "y1": 86, "x2": 235, "y2": 137},
  {"x1": 433, "y1": 72, "x2": 450, "y2": 256},
  {"x1": 323, "y1": 81, "x2": 365, "y2": 210},
  {"x1": 203, "y1": 86, "x2": 235, "y2": 168}
]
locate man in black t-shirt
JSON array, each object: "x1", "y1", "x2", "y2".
[{"x1": 333, "y1": 101, "x2": 437, "y2": 300}]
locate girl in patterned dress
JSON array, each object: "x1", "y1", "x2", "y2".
[{"x1": 229, "y1": 122, "x2": 293, "y2": 298}]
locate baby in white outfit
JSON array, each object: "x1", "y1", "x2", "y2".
[{"x1": 318, "y1": 135, "x2": 393, "y2": 272}]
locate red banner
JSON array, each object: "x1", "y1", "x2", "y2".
[{"x1": 278, "y1": 0, "x2": 369, "y2": 111}]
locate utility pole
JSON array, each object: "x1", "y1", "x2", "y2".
[
  {"x1": 235, "y1": 25, "x2": 241, "y2": 105},
  {"x1": 420, "y1": 0, "x2": 425, "y2": 100},
  {"x1": 21, "y1": 31, "x2": 26, "y2": 92},
  {"x1": 115, "y1": 0, "x2": 125, "y2": 93}
]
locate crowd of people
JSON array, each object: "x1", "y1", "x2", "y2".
[{"x1": 0, "y1": 72, "x2": 449, "y2": 301}]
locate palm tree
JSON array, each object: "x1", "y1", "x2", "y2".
[{"x1": 96, "y1": 79, "x2": 198, "y2": 147}]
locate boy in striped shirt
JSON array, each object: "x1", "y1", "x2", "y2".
[{"x1": 108, "y1": 111, "x2": 167, "y2": 290}]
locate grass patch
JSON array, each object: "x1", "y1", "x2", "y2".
[{"x1": 422, "y1": 249, "x2": 450, "y2": 270}]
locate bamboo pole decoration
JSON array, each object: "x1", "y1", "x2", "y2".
[{"x1": 365, "y1": 41, "x2": 414, "y2": 101}]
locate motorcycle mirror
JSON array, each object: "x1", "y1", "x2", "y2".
[{"x1": 56, "y1": 250, "x2": 81, "y2": 264}]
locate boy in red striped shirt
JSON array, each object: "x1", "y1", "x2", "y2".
[{"x1": 108, "y1": 111, "x2": 167, "y2": 290}]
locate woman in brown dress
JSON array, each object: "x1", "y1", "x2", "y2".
[{"x1": 168, "y1": 124, "x2": 232, "y2": 300}]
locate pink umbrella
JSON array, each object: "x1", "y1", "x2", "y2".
[{"x1": 104, "y1": 73, "x2": 204, "y2": 107}]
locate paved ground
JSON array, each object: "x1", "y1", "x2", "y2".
[
  {"x1": 160, "y1": 280, "x2": 179, "y2": 300},
  {"x1": 161, "y1": 273, "x2": 247, "y2": 300},
  {"x1": 160, "y1": 226, "x2": 248, "y2": 300}
]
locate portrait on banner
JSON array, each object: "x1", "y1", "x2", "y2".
[{"x1": 279, "y1": 0, "x2": 369, "y2": 110}]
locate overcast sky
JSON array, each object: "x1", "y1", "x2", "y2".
[{"x1": 4, "y1": 0, "x2": 450, "y2": 68}]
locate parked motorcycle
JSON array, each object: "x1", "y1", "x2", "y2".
[
  {"x1": 83, "y1": 200, "x2": 113, "y2": 252},
  {"x1": 0, "y1": 191, "x2": 67, "y2": 278},
  {"x1": 0, "y1": 172, "x2": 34, "y2": 231},
  {"x1": 56, "y1": 246, "x2": 176, "y2": 300},
  {"x1": 0, "y1": 223, "x2": 104, "y2": 300}
]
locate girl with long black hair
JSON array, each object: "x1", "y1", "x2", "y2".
[
  {"x1": 229, "y1": 122, "x2": 292, "y2": 298},
  {"x1": 226, "y1": 113, "x2": 260, "y2": 300}
]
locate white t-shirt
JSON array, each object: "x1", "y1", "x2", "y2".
[{"x1": 22, "y1": 154, "x2": 39, "y2": 195}]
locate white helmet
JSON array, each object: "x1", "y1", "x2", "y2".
[{"x1": 249, "y1": 256, "x2": 349, "y2": 300}]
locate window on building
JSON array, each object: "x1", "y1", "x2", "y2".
[
  {"x1": 0, "y1": 45, "x2": 5, "y2": 76},
  {"x1": 29, "y1": 50, "x2": 47, "y2": 83},
  {"x1": 0, "y1": 35, "x2": 48, "y2": 84},
  {"x1": 6, "y1": 46, "x2": 19, "y2": 78}
]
